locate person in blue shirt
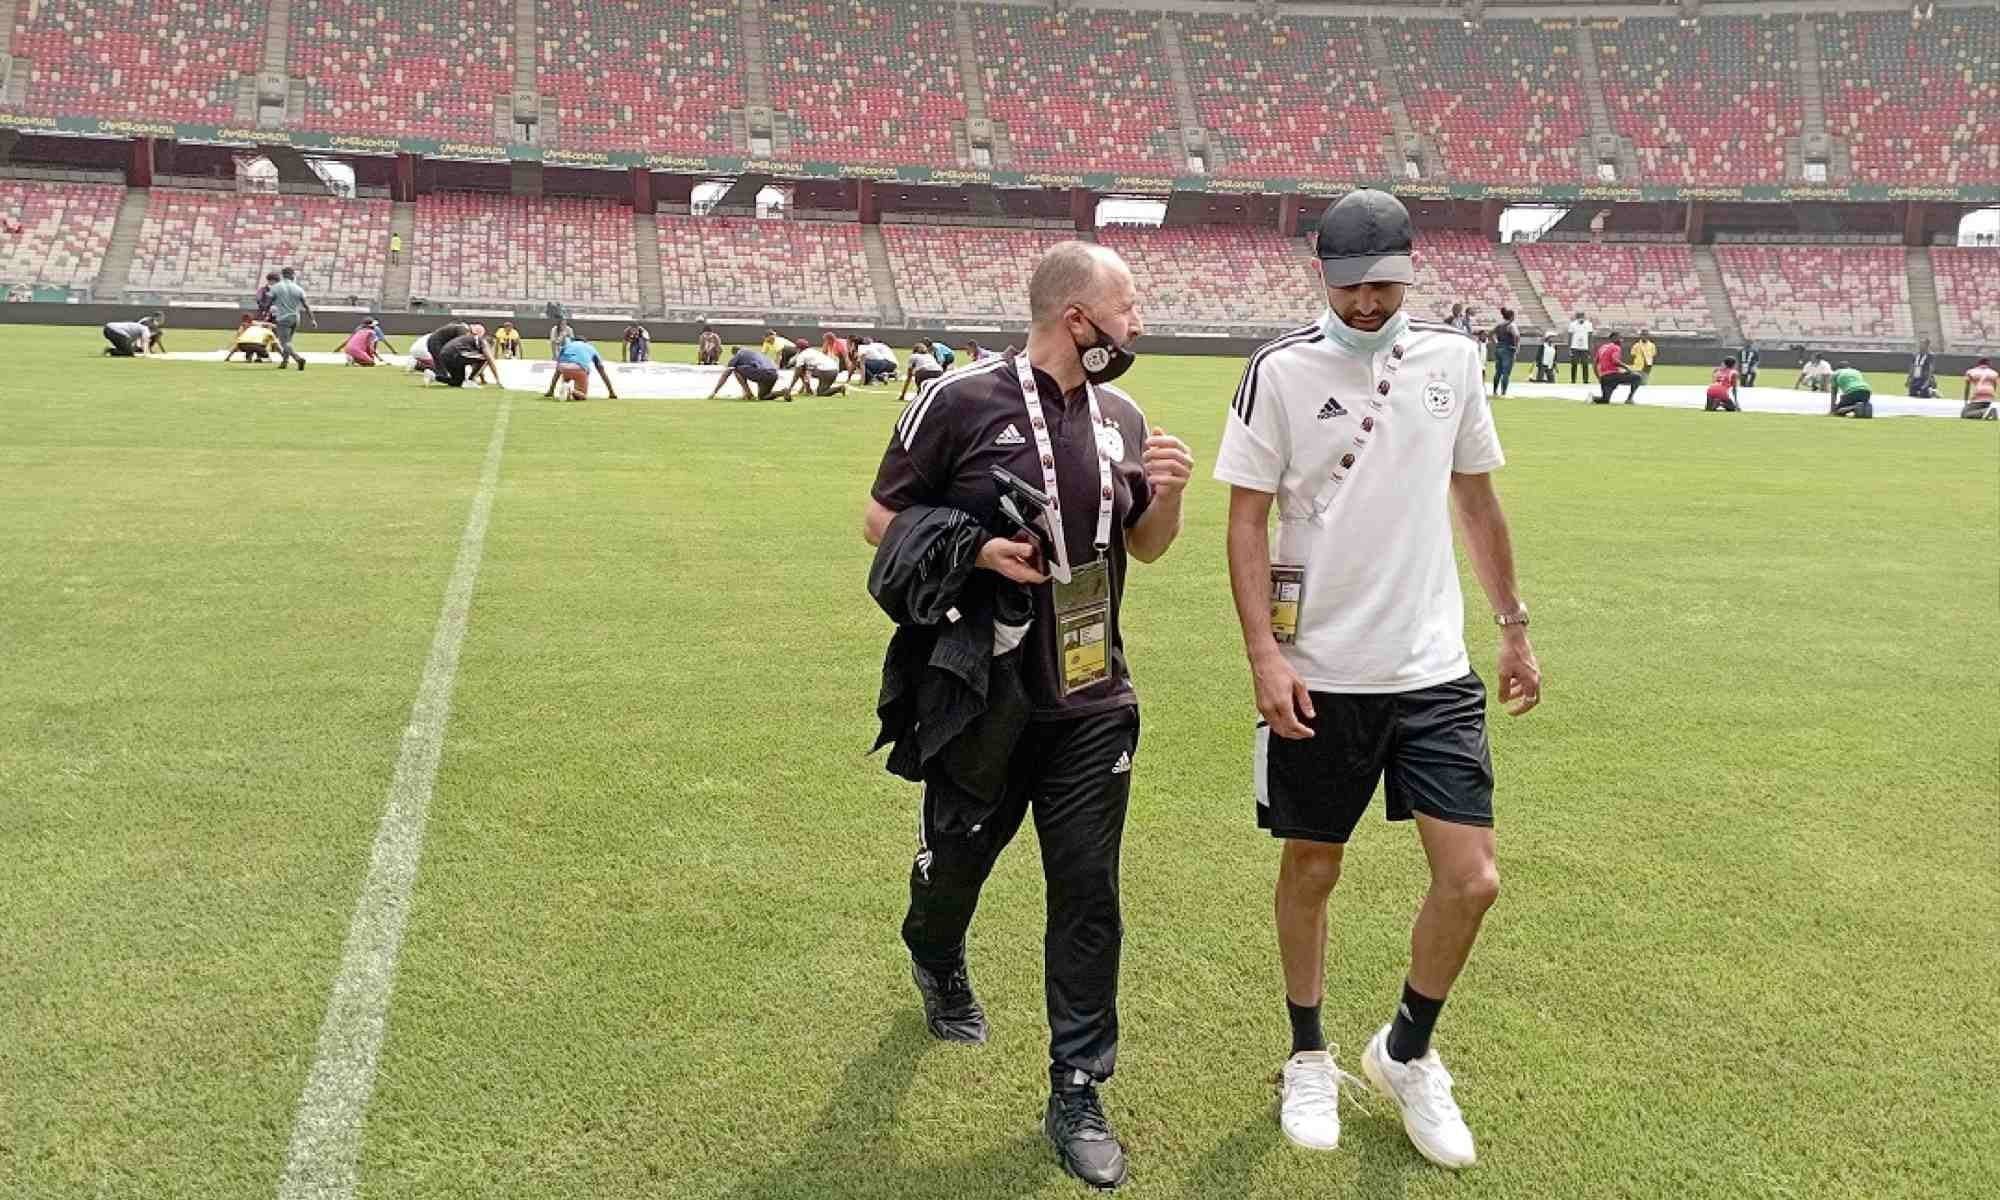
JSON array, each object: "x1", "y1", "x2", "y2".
[
  {"x1": 545, "y1": 337, "x2": 620, "y2": 401},
  {"x1": 707, "y1": 345, "x2": 785, "y2": 401}
]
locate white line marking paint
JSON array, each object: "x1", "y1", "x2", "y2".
[{"x1": 277, "y1": 397, "x2": 512, "y2": 1200}]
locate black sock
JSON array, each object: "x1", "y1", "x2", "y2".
[
  {"x1": 1386, "y1": 981, "x2": 1445, "y2": 1063},
  {"x1": 1287, "y1": 999, "x2": 1326, "y2": 1055}
]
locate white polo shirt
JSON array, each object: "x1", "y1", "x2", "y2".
[
  {"x1": 1214, "y1": 314, "x2": 1505, "y2": 693},
  {"x1": 1568, "y1": 318, "x2": 1594, "y2": 350}
]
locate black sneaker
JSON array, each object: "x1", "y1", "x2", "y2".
[
  {"x1": 1045, "y1": 1081, "x2": 1127, "y2": 1190},
  {"x1": 297, "y1": 357, "x2": 306, "y2": 372},
  {"x1": 909, "y1": 959, "x2": 987, "y2": 1044}
]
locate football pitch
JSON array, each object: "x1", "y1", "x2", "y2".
[{"x1": 3, "y1": 323, "x2": 1995, "y2": 1199}]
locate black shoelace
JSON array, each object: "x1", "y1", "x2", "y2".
[{"x1": 1052, "y1": 1088, "x2": 1113, "y2": 1140}]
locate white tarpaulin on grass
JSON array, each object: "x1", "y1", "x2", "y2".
[{"x1": 1506, "y1": 382, "x2": 1965, "y2": 419}]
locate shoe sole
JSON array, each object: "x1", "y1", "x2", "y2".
[{"x1": 1361, "y1": 1042, "x2": 1474, "y2": 1171}]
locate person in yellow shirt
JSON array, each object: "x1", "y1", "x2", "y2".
[
  {"x1": 760, "y1": 328, "x2": 782, "y2": 360},
  {"x1": 223, "y1": 314, "x2": 278, "y2": 363},
  {"x1": 1629, "y1": 329, "x2": 1658, "y2": 383},
  {"x1": 495, "y1": 321, "x2": 522, "y2": 359}
]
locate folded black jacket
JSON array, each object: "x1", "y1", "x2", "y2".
[{"x1": 869, "y1": 506, "x2": 1033, "y2": 827}]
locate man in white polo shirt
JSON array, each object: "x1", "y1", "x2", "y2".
[{"x1": 1214, "y1": 189, "x2": 1542, "y2": 1170}]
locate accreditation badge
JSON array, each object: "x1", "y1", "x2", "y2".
[
  {"x1": 1269, "y1": 563, "x2": 1304, "y2": 645},
  {"x1": 1054, "y1": 558, "x2": 1111, "y2": 694}
]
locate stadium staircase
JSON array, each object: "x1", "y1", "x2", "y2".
[
  {"x1": 0, "y1": 0, "x2": 18, "y2": 109},
  {"x1": 1689, "y1": 245, "x2": 1745, "y2": 346},
  {"x1": 1360, "y1": 22, "x2": 1431, "y2": 179},
  {"x1": 383, "y1": 201, "x2": 415, "y2": 310},
  {"x1": 1572, "y1": 24, "x2": 1640, "y2": 183},
  {"x1": 94, "y1": 189, "x2": 150, "y2": 304},
  {"x1": 1497, "y1": 243, "x2": 1555, "y2": 330},
  {"x1": 1156, "y1": 19, "x2": 1205, "y2": 172},
  {"x1": 739, "y1": 0, "x2": 771, "y2": 112},
  {"x1": 1905, "y1": 248, "x2": 1944, "y2": 349},
  {"x1": 634, "y1": 213, "x2": 663, "y2": 317},
  {"x1": 949, "y1": 4, "x2": 1002, "y2": 167},
  {"x1": 860, "y1": 226, "x2": 905, "y2": 326},
  {"x1": 508, "y1": 0, "x2": 542, "y2": 144},
  {"x1": 1788, "y1": 16, "x2": 1844, "y2": 183}
]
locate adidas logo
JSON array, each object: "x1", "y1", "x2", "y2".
[
  {"x1": 1316, "y1": 398, "x2": 1348, "y2": 421},
  {"x1": 1111, "y1": 750, "x2": 1132, "y2": 775},
  {"x1": 995, "y1": 423, "x2": 1026, "y2": 446}
]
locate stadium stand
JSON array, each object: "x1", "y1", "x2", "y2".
[
  {"x1": 879, "y1": 224, "x2": 1072, "y2": 321},
  {"x1": 1408, "y1": 230, "x2": 1529, "y2": 328},
  {"x1": 1929, "y1": 248, "x2": 1997, "y2": 350},
  {"x1": 656, "y1": 216, "x2": 877, "y2": 318},
  {"x1": 408, "y1": 193, "x2": 637, "y2": 309},
  {"x1": 1382, "y1": 18, "x2": 1588, "y2": 183},
  {"x1": 1178, "y1": 13, "x2": 1389, "y2": 182},
  {"x1": 124, "y1": 189, "x2": 392, "y2": 302},
  {"x1": 765, "y1": 0, "x2": 965, "y2": 164},
  {"x1": 540, "y1": 0, "x2": 742, "y2": 154},
  {"x1": 0, "y1": 180, "x2": 121, "y2": 293},
  {"x1": 8, "y1": 1, "x2": 260, "y2": 123},
  {"x1": 1821, "y1": 8, "x2": 2000, "y2": 184},
  {"x1": 288, "y1": 1, "x2": 514, "y2": 141},
  {"x1": 1514, "y1": 240, "x2": 1714, "y2": 336},
  {"x1": 966, "y1": 4, "x2": 1182, "y2": 174},
  {"x1": 1596, "y1": 15, "x2": 1802, "y2": 186},
  {"x1": 1714, "y1": 243, "x2": 1914, "y2": 345},
  {"x1": 1096, "y1": 224, "x2": 1319, "y2": 328}
]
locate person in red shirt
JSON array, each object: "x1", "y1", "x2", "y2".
[
  {"x1": 1592, "y1": 333, "x2": 1642, "y2": 405},
  {"x1": 1704, "y1": 356, "x2": 1742, "y2": 412}
]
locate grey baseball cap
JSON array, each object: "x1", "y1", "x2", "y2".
[{"x1": 1314, "y1": 188, "x2": 1415, "y2": 288}]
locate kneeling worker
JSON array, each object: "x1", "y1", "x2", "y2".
[
  {"x1": 546, "y1": 336, "x2": 620, "y2": 401},
  {"x1": 341, "y1": 319, "x2": 397, "y2": 366},
  {"x1": 782, "y1": 342, "x2": 847, "y2": 398},
  {"x1": 708, "y1": 345, "x2": 784, "y2": 401},
  {"x1": 434, "y1": 327, "x2": 500, "y2": 388},
  {"x1": 1829, "y1": 362, "x2": 1874, "y2": 418},
  {"x1": 102, "y1": 316, "x2": 162, "y2": 357},
  {"x1": 224, "y1": 315, "x2": 278, "y2": 363}
]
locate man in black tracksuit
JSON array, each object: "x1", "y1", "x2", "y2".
[{"x1": 862, "y1": 241, "x2": 1192, "y2": 1190}]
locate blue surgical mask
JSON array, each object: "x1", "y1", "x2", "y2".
[{"x1": 1319, "y1": 306, "x2": 1409, "y2": 357}]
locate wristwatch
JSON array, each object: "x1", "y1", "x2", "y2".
[{"x1": 1494, "y1": 607, "x2": 1530, "y2": 628}]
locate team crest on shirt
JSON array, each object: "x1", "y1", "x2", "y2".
[
  {"x1": 1097, "y1": 423, "x2": 1125, "y2": 461},
  {"x1": 1422, "y1": 375, "x2": 1456, "y2": 419}
]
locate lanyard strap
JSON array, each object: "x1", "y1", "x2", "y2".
[
  {"x1": 1015, "y1": 354, "x2": 1113, "y2": 584},
  {"x1": 1307, "y1": 335, "x2": 1407, "y2": 523}
]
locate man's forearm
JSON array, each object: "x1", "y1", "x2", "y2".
[
  {"x1": 1127, "y1": 492, "x2": 1183, "y2": 563},
  {"x1": 1452, "y1": 478, "x2": 1523, "y2": 615},
  {"x1": 1226, "y1": 511, "x2": 1281, "y2": 664}
]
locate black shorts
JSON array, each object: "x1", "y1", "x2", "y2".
[{"x1": 1255, "y1": 672, "x2": 1494, "y2": 844}]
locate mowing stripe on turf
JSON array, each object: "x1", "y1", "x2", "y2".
[{"x1": 276, "y1": 397, "x2": 513, "y2": 1200}]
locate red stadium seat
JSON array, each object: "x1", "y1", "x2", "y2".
[
  {"x1": 12, "y1": 1, "x2": 259, "y2": 123},
  {"x1": 1382, "y1": 18, "x2": 1589, "y2": 183},
  {"x1": 655, "y1": 215, "x2": 877, "y2": 316},
  {"x1": 1596, "y1": 16, "x2": 1802, "y2": 186},
  {"x1": 1931, "y1": 248, "x2": 1998, "y2": 350},
  {"x1": 409, "y1": 192, "x2": 638, "y2": 309},
  {"x1": 1179, "y1": 14, "x2": 1390, "y2": 183},
  {"x1": 1514, "y1": 240, "x2": 1714, "y2": 336},
  {"x1": 289, "y1": 1, "x2": 515, "y2": 141},
  {"x1": 879, "y1": 224, "x2": 1073, "y2": 321},
  {"x1": 1096, "y1": 224, "x2": 1322, "y2": 328},
  {"x1": 540, "y1": 0, "x2": 741, "y2": 155},
  {"x1": 124, "y1": 189, "x2": 392, "y2": 302},
  {"x1": 1821, "y1": 9, "x2": 2000, "y2": 185},
  {"x1": 966, "y1": 4, "x2": 1182, "y2": 175},
  {"x1": 0, "y1": 180, "x2": 122, "y2": 290},
  {"x1": 1714, "y1": 243, "x2": 1914, "y2": 345},
  {"x1": 765, "y1": 0, "x2": 965, "y2": 165}
]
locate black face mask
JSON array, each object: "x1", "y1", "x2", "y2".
[{"x1": 1074, "y1": 316, "x2": 1135, "y2": 385}]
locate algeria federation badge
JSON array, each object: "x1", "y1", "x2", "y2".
[{"x1": 1422, "y1": 377, "x2": 1456, "y2": 419}]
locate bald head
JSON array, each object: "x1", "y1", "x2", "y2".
[{"x1": 1028, "y1": 241, "x2": 1130, "y2": 328}]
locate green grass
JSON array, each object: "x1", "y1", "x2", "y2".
[{"x1": 2, "y1": 325, "x2": 1996, "y2": 1199}]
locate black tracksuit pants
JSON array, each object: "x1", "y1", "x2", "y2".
[{"x1": 904, "y1": 706, "x2": 1139, "y2": 1083}]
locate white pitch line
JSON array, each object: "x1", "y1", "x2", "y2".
[{"x1": 277, "y1": 396, "x2": 513, "y2": 1200}]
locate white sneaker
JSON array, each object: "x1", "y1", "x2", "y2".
[
  {"x1": 1361, "y1": 1024, "x2": 1477, "y2": 1168},
  {"x1": 1277, "y1": 1050, "x2": 1342, "y2": 1150}
]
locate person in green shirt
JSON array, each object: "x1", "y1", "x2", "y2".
[{"x1": 1829, "y1": 363, "x2": 1874, "y2": 419}]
